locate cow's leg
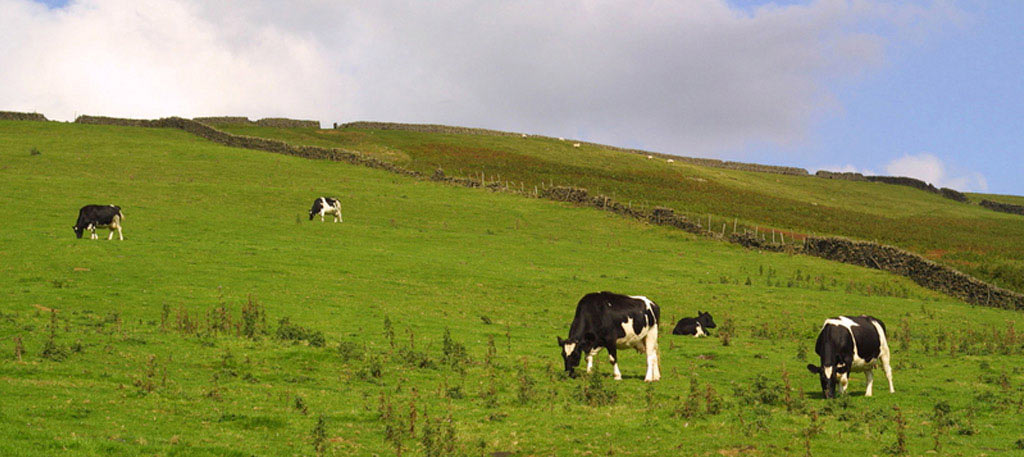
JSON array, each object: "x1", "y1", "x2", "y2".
[
  {"x1": 585, "y1": 347, "x2": 601, "y2": 374},
  {"x1": 90, "y1": 229, "x2": 97, "y2": 240},
  {"x1": 607, "y1": 347, "x2": 621, "y2": 380},
  {"x1": 107, "y1": 228, "x2": 114, "y2": 240},
  {"x1": 117, "y1": 225, "x2": 123, "y2": 240},
  {"x1": 320, "y1": 212, "x2": 325, "y2": 222},
  {"x1": 864, "y1": 369, "x2": 874, "y2": 397},
  {"x1": 880, "y1": 347, "x2": 895, "y2": 393},
  {"x1": 839, "y1": 372, "x2": 849, "y2": 395},
  {"x1": 644, "y1": 325, "x2": 660, "y2": 382}
]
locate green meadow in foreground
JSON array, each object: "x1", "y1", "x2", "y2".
[
  {"x1": 212, "y1": 123, "x2": 1024, "y2": 295},
  {"x1": 0, "y1": 120, "x2": 1022, "y2": 456}
]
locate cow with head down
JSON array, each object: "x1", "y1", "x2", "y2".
[
  {"x1": 806, "y1": 315, "x2": 894, "y2": 398},
  {"x1": 73, "y1": 205, "x2": 125, "y2": 240},
  {"x1": 557, "y1": 291, "x2": 661, "y2": 382}
]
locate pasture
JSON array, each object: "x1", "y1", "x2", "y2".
[
  {"x1": 1, "y1": 120, "x2": 1022, "y2": 456},
  {"x1": 211, "y1": 122, "x2": 1024, "y2": 295}
]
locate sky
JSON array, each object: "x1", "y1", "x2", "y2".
[{"x1": 3, "y1": 1, "x2": 1021, "y2": 195}]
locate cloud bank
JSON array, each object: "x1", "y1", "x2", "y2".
[
  {"x1": 2, "y1": 0, "x2": 957, "y2": 157},
  {"x1": 884, "y1": 153, "x2": 987, "y2": 192}
]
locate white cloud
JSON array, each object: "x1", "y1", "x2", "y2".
[
  {"x1": 0, "y1": 0, "x2": 958, "y2": 153},
  {"x1": 0, "y1": 0, "x2": 347, "y2": 123},
  {"x1": 884, "y1": 153, "x2": 988, "y2": 192}
]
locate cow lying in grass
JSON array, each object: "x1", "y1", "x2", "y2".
[{"x1": 671, "y1": 311, "x2": 716, "y2": 337}]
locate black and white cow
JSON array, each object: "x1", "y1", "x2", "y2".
[
  {"x1": 73, "y1": 205, "x2": 125, "y2": 240},
  {"x1": 806, "y1": 315, "x2": 894, "y2": 398},
  {"x1": 671, "y1": 311, "x2": 716, "y2": 337},
  {"x1": 308, "y1": 197, "x2": 342, "y2": 222},
  {"x1": 557, "y1": 291, "x2": 661, "y2": 382}
]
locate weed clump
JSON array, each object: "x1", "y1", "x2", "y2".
[
  {"x1": 41, "y1": 310, "x2": 69, "y2": 361},
  {"x1": 311, "y1": 414, "x2": 328, "y2": 457},
  {"x1": 440, "y1": 328, "x2": 469, "y2": 373},
  {"x1": 241, "y1": 296, "x2": 268, "y2": 339},
  {"x1": 575, "y1": 372, "x2": 616, "y2": 407},
  {"x1": 276, "y1": 317, "x2": 325, "y2": 347}
]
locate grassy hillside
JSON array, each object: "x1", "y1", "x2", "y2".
[
  {"x1": 1, "y1": 120, "x2": 1022, "y2": 456},
  {"x1": 970, "y1": 192, "x2": 1024, "y2": 207},
  {"x1": 210, "y1": 123, "x2": 1024, "y2": 296}
]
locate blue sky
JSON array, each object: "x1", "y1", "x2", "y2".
[
  {"x1": 7, "y1": 0, "x2": 1022, "y2": 195},
  {"x1": 732, "y1": 1, "x2": 1022, "y2": 195}
]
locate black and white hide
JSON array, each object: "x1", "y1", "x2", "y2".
[
  {"x1": 671, "y1": 311, "x2": 716, "y2": 337},
  {"x1": 73, "y1": 205, "x2": 125, "y2": 240},
  {"x1": 806, "y1": 315, "x2": 894, "y2": 398},
  {"x1": 557, "y1": 292, "x2": 661, "y2": 382},
  {"x1": 308, "y1": 197, "x2": 342, "y2": 222}
]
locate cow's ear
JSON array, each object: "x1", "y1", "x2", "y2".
[
  {"x1": 556, "y1": 337, "x2": 565, "y2": 346},
  {"x1": 806, "y1": 364, "x2": 820, "y2": 374}
]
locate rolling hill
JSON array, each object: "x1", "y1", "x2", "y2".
[
  {"x1": 207, "y1": 121, "x2": 1024, "y2": 297},
  {"x1": 1, "y1": 119, "x2": 1022, "y2": 456}
]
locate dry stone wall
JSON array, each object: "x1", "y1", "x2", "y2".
[
  {"x1": 802, "y1": 237, "x2": 1024, "y2": 310},
  {"x1": 939, "y1": 187, "x2": 968, "y2": 203},
  {"x1": 815, "y1": 170, "x2": 867, "y2": 181},
  {"x1": 0, "y1": 111, "x2": 48, "y2": 121},
  {"x1": 192, "y1": 116, "x2": 320, "y2": 128},
  {"x1": 980, "y1": 199, "x2": 1024, "y2": 217},
  {"x1": 866, "y1": 175, "x2": 939, "y2": 194}
]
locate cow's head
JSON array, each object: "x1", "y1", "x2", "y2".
[
  {"x1": 557, "y1": 334, "x2": 593, "y2": 377},
  {"x1": 308, "y1": 208, "x2": 316, "y2": 220},
  {"x1": 806, "y1": 363, "x2": 847, "y2": 399},
  {"x1": 697, "y1": 311, "x2": 716, "y2": 329},
  {"x1": 72, "y1": 225, "x2": 84, "y2": 238}
]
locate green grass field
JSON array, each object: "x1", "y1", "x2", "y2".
[
  {"x1": 210, "y1": 123, "x2": 1024, "y2": 296},
  {"x1": 1, "y1": 120, "x2": 1022, "y2": 456}
]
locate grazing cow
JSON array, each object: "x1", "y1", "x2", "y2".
[
  {"x1": 557, "y1": 292, "x2": 661, "y2": 382},
  {"x1": 73, "y1": 205, "x2": 125, "y2": 240},
  {"x1": 308, "y1": 197, "x2": 342, "y2": 222},
  {"x1": 671, "y1": 311, "x2": 716, "y2": 337},
  {"x1": 806, "y1": 315, "x2": 894, "y2": 398},
  {"x1": 666, "y1": 159, "x2": 675, "y2": 163}
]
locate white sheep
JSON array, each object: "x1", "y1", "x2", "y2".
[
  {"x1": 667, "y1": 159, "x2": 674, "y2": 163},
  {"x1": 573, "y1": 143, "x2": 581, "y2": 148}
]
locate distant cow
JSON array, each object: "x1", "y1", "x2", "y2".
[
  {"x1": 806, "y1": 315, "x2": 894, "y2": 398},
  {"x1": 572, "y1": 143, "x2": 581, "y2": 148},
  {"x1": 308, "y1": 197, "x2": 342, "y2": 222},
  {"x1": 73, "y1": 205, "x2": 125, "y2": 240},
  {"x1": 671, "y1": 311, "x2": 716, "y2": 337},
  {"x1": 557, "y1": 292, "x2": 661, "y2": 382}
]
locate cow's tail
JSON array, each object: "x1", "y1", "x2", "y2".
[{"x1": 118, "y1": 209, "x2": 125, "y2": 221}]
